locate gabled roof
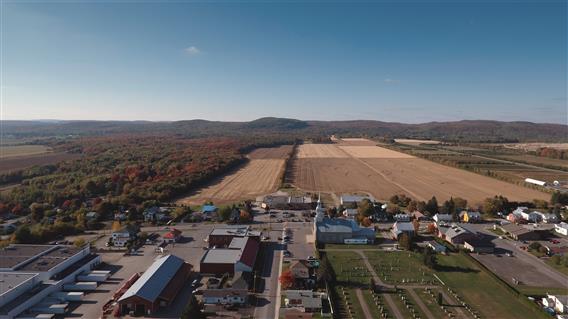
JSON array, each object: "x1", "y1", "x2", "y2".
[
  {"x1": 239, "y1": 237, "x2": 259, "y2": 268},
  {"x1": 202, "y1": 205, "x2": 218, "y2": 213},
  {"x1": 118, "y1": 254, "x2": 185, "y2": 303},
  {"x1": 163, "y1": 229, "x2": 182, "y2": 239}
]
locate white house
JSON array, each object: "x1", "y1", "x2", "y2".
[
  {"x1": 514, "y1": 207, "x2": 542, "y2": 223},
  {"x1": 111, "y1": 226, "x2": 138, "y2": 247},
  {"x1": 555, "y1": 222, "x2": 568, "y2": 236},
  {"x1": 394, "y1": 214, "x2": 411, "y2": 222},
  {"x1": 433, "y1": 214, "x2": 453, "y2": 223},
  {"x1": 202, "y1": 289, "x2": 248, "y2": 305}
]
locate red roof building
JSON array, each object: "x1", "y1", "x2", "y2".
[{"x1": 163, "y1": 229, "x2": 182, "y2": 243}]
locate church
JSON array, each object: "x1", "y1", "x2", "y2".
[{"x1": 313, "y1": 196, "x2": 376, "y2": 244}]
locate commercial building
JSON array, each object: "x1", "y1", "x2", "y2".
[
  {"x1": 0, "y1": 244, "x2": 101, "y2": 319},
  {"x1": 437, "y1": 224, "x2": 475, "y2": 245},
  {"x1": 314, "y1": 198, "x2": 375, "y2": 244},
  {"x1": 200, "y1": 236, "x2": 259, "y2": 275},
  {"x1": 284, "y1": 290, "x2": 324, "y2": 313},
  {"x1": 118, "y1": 254, "x2": 192, "y2": 316},
  {"x1": 207, "y1": 226, "x2": 261, "y2": 248},
  {"x1": 202, "y1": 289, "x2": 248, "y2": 305},
  {"x1": 464, "y1": 238, "x2": 495, "y2": 254},
  {"x1": 498, "y1": 224, "x2": 542, "y2": 241}
]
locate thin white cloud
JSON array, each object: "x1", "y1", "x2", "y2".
[
  {"x1": 184, "y1": 46, "x2": 201, "y2": 56},
  {"x1": 384, "y1": 78, "x2": 400, "y2": 84}
]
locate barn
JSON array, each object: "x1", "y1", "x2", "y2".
[{"x1": 118, "y1": 255, "x2": 192, "y2": 316}]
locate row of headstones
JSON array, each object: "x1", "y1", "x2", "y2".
[
  {"x1": 397, "y1": 290, "x2": 422, "y2": 319},
  {"x1": 369, "y1": 288, "x2": 390, "y2": 319},
  {"x1": 446, "y1": 287, "x2": 482, "y2": 319},
  {"x1": 339, "y1": 286, "x2": 355, "y2": 319},
  {"x1": 424, "y1": 287, "x2": 454, "y2": 318}
]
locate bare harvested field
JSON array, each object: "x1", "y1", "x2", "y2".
[
  {"x1": 290, "y1": 140, "x2": 549, "y2": 204},
  {"x1": 177, "y1": 158, "x2": 285, "y2": 205},
  {"x1": 338, "y1": 146, "x2": 414, "y2": 159},
  {"x1": 394, "y1": 139, "x2": 440, "y2": 146},
  {"x1": 335, "y1": 138, "x2": 378, "y2": 146},
  {"x1": 0, "y1": 145, "x2": 51, "y2": 159},
  {"x1": 248, "y1": 145, "x2": 293, "y2": 159},
  {"x1": 497, "y1": 154, "x2": 568, "y2": 169},
  {"x1": 296, "y1": 144, "x2": 348, "y2": 158},
  {"x1": 0, "y1": 152, "x2": 81, "y2": 174}
]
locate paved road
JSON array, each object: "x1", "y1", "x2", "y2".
[{"x1": 253, "y1": 228, "x2": 284, "y2": 319}]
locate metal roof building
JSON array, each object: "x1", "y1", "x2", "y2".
[{"x1": 118, "y1": 254, "x2": 192, "y2": 316}]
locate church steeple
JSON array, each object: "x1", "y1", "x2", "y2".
[{"x1": 315, "y1": 193, "x2": 325, "y2": 222}]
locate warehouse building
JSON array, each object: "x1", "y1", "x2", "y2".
[
  {"x1": 200, "y1": 236, "x2": 259, "y2": 275},
  {"x1": 118, "y1": 254, "x2": 192, "y2": 316},
  {"x1": 0, "y1": 244, "x2": 101, "y2": 319}
]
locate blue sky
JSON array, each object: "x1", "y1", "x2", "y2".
[{"x1": 1, "y1": 0, "x2": 566, "y2": 123}]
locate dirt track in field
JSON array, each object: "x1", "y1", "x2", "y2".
[
  {"x1": 290, "y1": 140, "x2": 549, "y2": 204},
  {"x1": 177, "y1": 158, "x2": 285, "y2": 205}
]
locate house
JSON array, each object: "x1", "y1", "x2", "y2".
[
  {"x1": 340, "y1": 194, "x2": 372, "y2": 206},
  {"x1": 459, "y1": 211, "x2": 481, "y2": 223},
  {"x1": 464, "y1": 238, "x2": 495, "y2": 253},
  {"x1": 284, "y1": 290, "x2": 324, "y2": 313},
  {"x1": 111, "y1": 225, "x2": 139, "y2": 247},
  {"x1": 394, "y1": 214, "x2": 411, "y2": 222},
  {"x1": 437, "y1": 224, "x2": 475, "y2": 245},
  {"x1": 507, "y1": 212, "x2": 524, "y2": 223},
  {"x1": 342, "y1": 209, "x2": 359, "y2": 219},
  {"x1": 143, "y1": 207, "x2": 170, "y2": 222},
  {"x1": 202, "y1": 289, "x2": 248, "y2": 305},
  {"x1": 514, "y1": 207, "x2": 542, "y2": 223},
  {"x1": 433, "y1": 214, "x2": 453, "y2": 224},
  {"x1": 289, "y1": 260, "x2": 315, "y2": 289},
  {"x1": 555, "y1": 222, "x2": 568, "y2": 236},
  {"x1": 163, "y1": 228, "x2": 182, "y2": 243},
  {"x1": 542, "y1": 294, "x2": 568, "y2": 314},
  {"x1": 534, "y1": 211, "x2": 559, "y2": 224},
  {"x1": 411, "y1": 211, "x2": 428, "y2": 221},
  {"x1": 118, "y1": 255, "x2": 192, "y2": 315},
  {"x1": 499, "y1": 223, "x2": 542, "y2": 241},
  {"x1": 427, "y1": 241, "x2": 447, "y2": 254},
  {"x1": 391, "y1": 222, "x2": 415, "y2": 239},
  {"x1": 114, "y1": 213, "x2": 127, "y2": 221},
  {"x1": 314, "y1": 198, "x2": 375, "y2": 244}
]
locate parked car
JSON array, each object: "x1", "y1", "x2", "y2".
[
  {"x1": 307, "y1": 256, "x2": 317, "y2": 261},
  {"x1": 283, "y1": 251, "x2": 292, "y2": 257}
]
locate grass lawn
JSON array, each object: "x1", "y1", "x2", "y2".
[
  {"x1": 415, "y1": 288, "x2": 455, "y2": 319},
  {"x1": 325, "y1": 243, "x2": 379, "y2": 250},
  {"x1": 362, "y1": 289, "x2": 386, "y2": 318},
  {"x1": 544, "y1": 258, "x2": 568, "y2": 276},
  {"x1": 389, "y1": 291, "x2": 418, "y2": 319},
  {"x1": 325, "y1": 251, "x2": 370, "y2": 285},
  {"x1": 517, "y1": 286, "x2": 568, "y2": 296},
  {"x1": 364, "y1": 250, "x2": 436, "y2": 285},
  {"x1": 435, "y1": 253, "x2": 549, "y2": 319}
]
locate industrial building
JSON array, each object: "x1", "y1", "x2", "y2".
[
  {"x1": 118, "y1": 254, "x2": 192, "y2": 316},
  {"x1": 0, "y1": 244, "x2": 101, "y2": 319},
  {"x1": 200, "y1": 236, "x2": 259, "y2": 275}
]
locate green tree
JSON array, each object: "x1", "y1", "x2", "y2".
[
  {"x1": 218, "y1": 206, "x2": 232, "y2": 221},
  {"x1": 181, "y1": 295, "x2": 203, "y2": 319},
  {"x1": 357, "y1": 199, "x2": 375, "y2": 217},
  {"x1": 423, "y1": 247, "x2": 437, "y2": 269},
  {"x1": 425, "y1": 196, "x2": 439, "y2": 216}
]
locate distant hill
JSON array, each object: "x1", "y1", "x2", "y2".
[{"x1": 2, "y1": 118, "x2": 566, "y2": 142}]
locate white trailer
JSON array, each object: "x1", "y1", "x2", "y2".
[
  {"x1": 77, "y1": 271, "x2": 110, "y2": 282},
  {"x1": 63, "y1": 281, "x2": 97, "y2": 291},
  {"x1": 50, "y1": 291, "x2": 84, "y2": 302},
  {"x1": 30, "y1": 303, "x2": 68, "y2": 315},
  {"x1": 525, "y1": 178, "x2": 546, "y2": 186}
]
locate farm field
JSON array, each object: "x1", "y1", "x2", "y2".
[
  {"x1": 247, "y1": 145, "x2": 293, "y2": 159},
  {"x1": 335, "y1": 137, "x2": 378, "y2": 146},
  {"x1": 177, "y1": 157, "x2": 285, "y2": 205},
  {"x1": 496, "y1": 154, "x2": 568, "y2": 169},
  {"x1": 0, "y1": 145, "x2": 51, "y2": 158},
  {"x1": 394, "y1": 139, "x2": 441, "y2": 146},
  {"x1": 501, "y1": 143, "x2": 568, "y2": 151},
  {"x1": 290, "y1": 140, "x2": 549, "y2": 204},
  {"x1": 0, "y1": 152, "x2": 81, "y2": 174}
]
